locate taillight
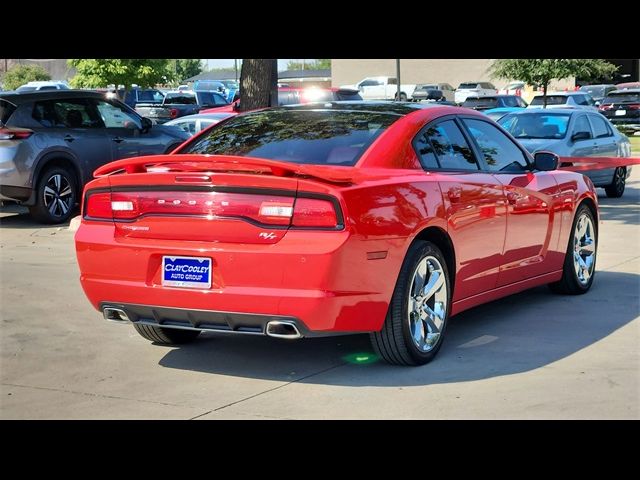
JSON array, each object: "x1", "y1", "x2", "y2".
[
  {"x1": 628, "y1": 104, "x2": 640, "y2": 110},
  {"x1": 0, "y1": 127, "x2": 33, "y2": 140},
  {"x1": 292, "y1": 198, "x2": 337, "y2": 228},
  {"x1": 599, "y1": 104, "x2": 614, "y2": 111},
  {"x1": 84, "y1": 190, "x2": 341, "y2": 229},
  {"x1": 84, "y1": 190, "x2": 296, "y2": 225},
  {"x1": 170, "y1": 108, "x2": 179, "y2": 118},
  {"x1": 85, "y1": 192, "x2": 113, "y2": 219}
]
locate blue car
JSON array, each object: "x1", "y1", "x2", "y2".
[{"x1": 498, "y1": 108, "x2": 632, "y2": 198}]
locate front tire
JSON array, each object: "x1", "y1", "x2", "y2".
[
  {"x1": 604, "y1": 167, "x2": 626, "y2": 198},
  {"x1": 549, "y1": 204, "x2": 597, "y2": 295},
  {"x1": 133, "y1": 324, "x2": 200, "y2": 344},
  {"x1": 395, "y1": 92, "x2": 408, "y2": 102},
  {"x1": 370, "y1": 241, "x2": 451, "y2": 366},
  {"x1": 28, "y1": 165, "x2": 77, "y2": 224}
]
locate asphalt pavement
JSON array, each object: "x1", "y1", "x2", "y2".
[{"x1": 1, "y1": 170, "x2": 638, "y2": 419}]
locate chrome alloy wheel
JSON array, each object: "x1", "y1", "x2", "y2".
[
  {"x1": 573, "y1": 212, "x2": 596, "y2": 285},
  {"x1": 407, "y1": 256, "x2": 448, "y2": 352},
  {"x1": 43, "y1": 173, "x2": 73, "y2": 218}
]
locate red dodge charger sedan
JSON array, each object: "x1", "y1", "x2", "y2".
[{"x1": 75, "y1": 102, "x2": 598, "y2": 365}]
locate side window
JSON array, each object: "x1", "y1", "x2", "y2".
[
  {"x1": 463, "y1": 118, "x2": 529, "y2": 172},
  {"x1": 387, "y1": 78, "x2": 397, "y2": 85},
  {"x1": 176, "y1": 121, "x2": 196, "y2": 135},
  {"x1": 95, "y1": 100, "x2": 142, "y2": 129},
  {"x1": 359, "y1": 79, "x2": 378, "y2": 87},
  {"x1": 573, "y1": 95, "x2": 589, "y2": 106},
  {"x1": 415, "y1": 120, "x2": 479, "y2": 170},
  {"x1": 516, "y1": 97, "x2": 528, "y2": 107},
  {"x1": 32, "y1": 99, "x2": 101, "y2": 128},
  {"x1": 503, "y1": 96, "x2": 519, "y2": 107},
  {"x1": 573, "y1": 115, "x2": 593, "y2": 138},
  {"x1": 213, "y1": 94, "x2": 227, "y2": 105},
  {"x1": 589, "y1": 115, "x2": 612, "y2": 138}
]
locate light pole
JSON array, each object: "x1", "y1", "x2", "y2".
[{"x1": 396, "y1": 59, "x2": 401, "y2": 101}]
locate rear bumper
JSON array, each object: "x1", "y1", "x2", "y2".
[
  {"x1": 99, "y1": 302, "x2": 347, "y2": 337},
  {"x1": 76, "y1": 223, "x2": 400, "y2": 334}
]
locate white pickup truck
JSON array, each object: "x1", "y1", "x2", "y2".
[{"x1": 341, "y1": 76, "x2": 416, "y2": 101}]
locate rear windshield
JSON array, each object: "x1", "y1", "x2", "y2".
[
  {"x1": 463, "y1": 97, "x2": 498, "y2": 108},
  {"x1": 164, "y1": 93, "x2": 196, "y2": 104},
  {"x1": 335, "y1": 90, "x2": 362, "y2": 101},
  {"x1": 603, "y1": 92, "x2": 640, "y2": 103},
  {"x1": 138, "y1": 89, "x2": 164, "y2": 102},
  {"x1": 458, "y1": 83, "x2": 479, "y2": 89},
  {"x1": 178, "y1": 109, "x2": 401, "y2": 166},
  {"x1": 0, "y1": 99, "x2": 17, "y2": 124},
  {"x1": 498, "y1": 113, "x2": 570, "y2": 139},
  {"x1": 417, "y1": 85, "x2": 438, "y2": 90},
  {"x1": 580, "y1": 86, "x2": 606, "y2": 97},
  {"x1": 530, "y1": 95, "x2": 568, "y2": 106}
]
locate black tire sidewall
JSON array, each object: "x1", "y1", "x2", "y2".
[
  {"x1": 564, "y1": 205, "x2": 597, "y2": 293},
  {"x1": 395, "y1": 241, "x2": 451, "y2": 363},
  {"x1": 32, "y1": 166, "x2": 77, "y2": 223}
]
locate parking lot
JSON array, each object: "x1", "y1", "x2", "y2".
[{"x1": 1, "y1": 169, "x2": 638, "y2": 419}]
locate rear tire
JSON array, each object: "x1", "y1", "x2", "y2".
[
  {"x1": 604, "y1": 167, "x2": 626, "y2": 198},
  {"x1": 370, "y1": 241, "x2": 451, "y2": 366},
  {"x1": 28, "y1": 165, "x2": 77, "y2": 224},
  {"x1": 133, "y1": 324, "x2": 200, "y2": 344},
  {"x1": 549, "y1": 204, "x2": 597, "y2": 295}
]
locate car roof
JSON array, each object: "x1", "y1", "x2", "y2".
[
  {"x1": 608, "y1": 88, "x2": 640, "y2": 94},
  {"x1": 0, "y1": 89, "x2": 107, "y2": 103},
  {"x1": 280, "y1": 101, "x2": 445, "y2": 116},
  {"x1": 505, "y1": 108, "x2": 581, "y2": 115},
  {"x1": 167, "y1": 112, "x2": 235, "y2": 122}
]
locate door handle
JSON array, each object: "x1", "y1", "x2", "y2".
[
  {"x1": 63, "y1": 135, "x2": 75, "y2": 142},
  {"x1": 112, "y1": 136, "x2": 124, "y2": 143}
]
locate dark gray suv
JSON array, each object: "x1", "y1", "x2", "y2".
[{"x1": 0, "y1": 90, "x2": 190, "y2": 223}]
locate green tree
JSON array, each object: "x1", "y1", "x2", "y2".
[
  {"x1": 170, "y1": 59, "x2": 203, "y2": 83},
  {"x1": 2, "y1": 64, "x2": 51, "y2": 90},
  {"x1": 286, "y1": 59, "x2": 331, "y2": 70},
  {"x1": 68, "y1": 59, "x2": 171, "y2": 101},
  {"x1": 489, "y1": 59, "x2": 617, "y2": 108}
]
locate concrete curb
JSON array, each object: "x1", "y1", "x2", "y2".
[{"x1": 68, "y1": 215, "x2": 81, "y2": 232}]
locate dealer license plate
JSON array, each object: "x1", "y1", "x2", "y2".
[{"x1": 162, "y1": 256, "x2": 212, "y2": 289}]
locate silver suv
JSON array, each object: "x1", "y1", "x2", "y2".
[{"x1": 0, "y1": 90, "x2": 190, "y2": 223}]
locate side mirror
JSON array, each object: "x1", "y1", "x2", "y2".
[
  {"x1": 534, "y1": 151, "x2": 559, "y2": 171},
  {"x1": 140, "y1": 117, "x2": 153, "y2": 133},
  {"x1": 571, "y1": 131, "x2": 591, "y2": 142}
]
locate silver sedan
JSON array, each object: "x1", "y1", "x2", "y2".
[{"x1": 498, "y1": 108, "x2": 632, "y2": 198}]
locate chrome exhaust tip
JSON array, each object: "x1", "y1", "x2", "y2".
[
  {"x1": 265, "y1": 321, "x2": 302, "y2": 339},
  {"x1": 103, "y1": 307, "x2": 131, "y2": 323}
]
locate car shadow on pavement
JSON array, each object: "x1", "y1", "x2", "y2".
[
  {"x1": 597, "y1": 183, "x2": 640, "y2": 226},
  {"x1": 159, "y1": 270, "x2": 639, "y2": 386},
  {"x1": 0, "y1": 204, "x2": 73, "y2": 229}
]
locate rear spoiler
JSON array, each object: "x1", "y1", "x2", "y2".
[
  {"x1": 93, "y1": 154, "x2": 356, "y2": 184},
  {"x1": 558, "y1": 156, "x2": 640, "y2": 172}
]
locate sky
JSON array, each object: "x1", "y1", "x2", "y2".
[{"x1": 204, "y1": 59, "x2": 306, "y2": 71}]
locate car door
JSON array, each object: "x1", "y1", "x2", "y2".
[
  {"x1": 359, "y1": 78, "x2": 385, "y2": 100},
  {"x1": 587, "y1": 113, "x2": 619, "y2": 185},
  {"x1": 93, "y1": 99, "x2": 142, "y2": 159},
  {"x1": 32, "y1": 98, "x2": 114, "y2": 185},
  {"x1": 461, "y1": 117, "x2": 561, "y2": 286},
  {"x1": 414, "y1": 118, "x2": 507, "y2": 300}
]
